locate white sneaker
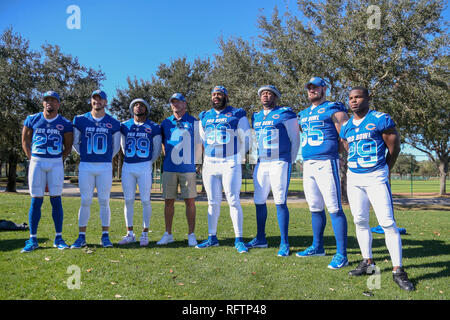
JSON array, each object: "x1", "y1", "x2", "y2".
[
  {"x1": 156, "y1": 232, "x2": 174, "y2": 245},
  {"x1": 188, "y1": 233, "x2": 198, "y2": 247},
  {"x1": 118, "y1": 234, "x2": 136, "y2": 245},
  {"x1": 140, "y1": 234, "x2": 149, "y2": 247}
]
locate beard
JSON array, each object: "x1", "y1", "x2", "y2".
[
  {"x1": 309, "y1": 90, "x2": 325, "y2": 103},
  {"x1": 211, "y1": 97, "x2": 227, "y2": 110}
]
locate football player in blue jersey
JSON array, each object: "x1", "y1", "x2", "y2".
[
  {"x1": 157, "y1": 93, "x2": 202, "y2": 247},
  {"x1": 196, "y1": 86, "x2": 252, "y2": 253},
  {"x1": 71, "y1": 90, "x2": 121, "y2": 248},
  {"x1": 245, "y1": 85, "x2": 300, "y2": 257},
  {"x1": 296, "y1": 77, "x2": 350, "y2": 269},
  {"x1": 21, "y1": 91, "x2": 73, "y2": 252},
  {"x1": 340, "y1": 87, "x2": 414, "y2": 291},
  {"x1": 118, "y1": 98, "x2": 161, "y2": 247}
]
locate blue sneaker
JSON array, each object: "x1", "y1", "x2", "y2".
[
  {"x1": 70, "y1": 235, "x2": 87, "y2": 249},
  {"x1": 195, "y1": 235, "x2": 219, "y2": 249},
  {"x1": 371, "y1": 225, "x2": 407, "y2": 235},
  {"x1": 235, "y1": 239, "x2": 248, "y2": 253},
  {"x1": 245, "y1": 237, "x2": 268, "y2": 248},
  {"x1": 371, "y1": 225, "x2": 384, "y2": 234},
  {"x1": 327, "y1": 253, "x2": 349, "y2": 269},
  {"x1": 53, "y1": 236, "x2": 69, "y2": 250},
  {"x1": 21, "y1": 238, "x2": 39, "y2": 253},
  {"x1": 277, "y1": 244, "x2": 290, "y2": 257},
  {"x1": 101, "y1": 233, "x2": 113, "y2": 248},
  {"x1": 296, "y1": 245, "x2": 325, "y2": 257}
]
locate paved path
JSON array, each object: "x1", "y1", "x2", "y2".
[{"x1": 4, "y1": 182, "x2": 449, "y2": 207}]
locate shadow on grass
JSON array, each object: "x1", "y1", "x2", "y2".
[
  {"x1": 358, "y1": 237, "x2": 450, "y2": 284},
  {"x1": 0, "y1": 237, "x2": 50, "y2": 252}
]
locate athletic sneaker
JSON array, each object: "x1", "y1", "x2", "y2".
[
  {"x1": 21, "y1": 238, "x2": 39, "y2": 253},
  {"x1": 235, "y1": 241, "x2": 248, "y2": 253},
  {"x1": 348, "y1": 259, "x2": 376, "y2": 276},
  {"x1": 187, "y1": 233, "x2": 198, "y2": 247},
  {"x1": 296, "y1": 245, "x2": 325, "y2": 257},
  {"x1": 371, "y1": 225, "x2": 407, "y2": 235},
  {"x1": 101, "y1": 233, "x2": 113, "y2": 248},
  {"x1": 118, "y1": 234, "x2": 136, "y2": 245},
  {"x1": 53, "y1": 236, "x2": 69, "y2": 250},
  {"x1": 277, "y1": 244, "x2": 290, "y2": 257},
  {"x1": 245, "y1": 237, "x2": 268, "y2": 249},
  {"x1": 392, "y1": 268, "x2": 415, "y2": 291},
  {"x1": 140, "y1": 234, "x2": 149, "y2": 247},
  {"x1": 328, "y1": 253, "x2": 349, "y2": 269},
  {"x1": 156, "y1": 232, "x2": 174, "y2": 245},
  {"x1": 195, "y1": 235, "x2": 219, "y2": 249},
  {"x1": 70, "y1": 235, "x2": 87, "y2": 249}
]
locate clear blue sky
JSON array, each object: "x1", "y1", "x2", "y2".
[
  {"x1": 1, "y1": 0, "x2": 447, "y2": 159},
  {"x1": 0, "y1": 0, "x2": 290, "y2": 99}
]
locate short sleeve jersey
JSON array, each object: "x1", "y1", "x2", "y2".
[
  {"x1": 120, "y1": 118, "x2": 161, "y2": 164},
  {"x1": 340, "y1": 109, "x2": 396, "y2": 174},
  {"x1": 161, "y1": 113, "x2": 198, "y2": 173},
  {"x1": 24, "y1": 112, "x2": 73, "y2": 159},
  {"x1": 199, "y1": 106, "x2": 247, "y2": 159},
  {"x1": 73, "y1": 112, "x2": 121, "y2": 163},
  {"x1": 252, "y1": 106, "x2": 297, "y2": 163},
  {"x1": 298, "y1": 101, "x2": 347, "y2": 161}
]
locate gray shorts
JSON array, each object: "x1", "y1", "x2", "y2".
[{"x1": 162, "y1": 171, "x2": 197, "y2": 199}]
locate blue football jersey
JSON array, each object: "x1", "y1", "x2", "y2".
[
  {"x1": 252, "y1": 106, "x2": 297, "y2": 163},
  {"x1": 121, "y1": 119, "x2": 161, "y2": 164},
  {"x1": 199, "y1": 106, "x2": 247, "y2": 158},
  {"x1": 298, "y1": 101, "x2": 347, "y2": 161},
  {"x1": 73, "y1": 112, "x2": 121, "y2": 163},
  {"x1": 161, "y1": 114, "x2": 198, "y2": 172},
  {"x1": 340, "y1": 109, "x2": 396, "y2": 173},
  {"x1": 24, "y1": 113, "x2": 73, "y2": 159}
]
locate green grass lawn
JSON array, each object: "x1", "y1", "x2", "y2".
[
  {"x1": 0, "y1": 192, "x2": 448, "y2": 300},
  {"x1": 110, "y1": 178, "x2": 447, "y2": 196}
]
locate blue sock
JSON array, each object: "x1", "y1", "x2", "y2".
[
  {"x1": 235, "y1": 237, "x2": 244, "y2": 244},
  {"x1": 50, "y1": 196, "x2": 64, "y2": 234},
  {"x1": 330, "y1": 210, "x2": 348, "y2": 256},
  {"x1": 255, "y1": 204, "x2": 267, "y2": 241},
  {"x1": 311, "y1": 210, "x2": 326, "y2": 249},
  {"x1": 276, "y1": 203, "x2": 289, "y2": 245},
  {"x1": 28, "y1": 197, "x2": 44, "y2": 236}
]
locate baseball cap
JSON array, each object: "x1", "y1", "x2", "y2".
[
  {"x1": 43, "y1": 90, "x2": 60, "y2": 102},
  {"x1": 258, "y1": 85, "x2": 281, "y2": 98},
  {"x1": 305, "y1": 77, "x2": 326, "y2": 89},
  {"x1": 129, "y1": 98, "x2": 150, "y2": 115},
  {"x1": 211, "y1": 85, "x2": 228, "y2": 96},
  {"x1": 91, "y1": 89, "x2": 107, "y2": 100},
  {"x1": 169, "y1": 93, "x2": 186, "y2": 103}
]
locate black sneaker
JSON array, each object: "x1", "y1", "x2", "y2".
[
  {"x1": 392, "y1": 268, "x2": 415, "y2": 291},
  {"x1": 348, "y1": 259, "x2": 376, "y2": 276}
]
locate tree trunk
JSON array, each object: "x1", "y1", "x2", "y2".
[
  {"x1": 6, "y1": 153, "x2": 18, "y2": 192},
  {"x1": 340, "y1": 151, "x2": 348, "y2": 204},
  {"x1": 438, "y1": 157, "x2": 448, "y2": 195}
]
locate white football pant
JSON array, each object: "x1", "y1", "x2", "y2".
[
  {"x1": 303, "y1": 159, "x2": 342, "y2": 213},
  {"x1": 347, "y1": 165, "x2": 402, "y2": 267},
  {"x1": 121, "y1": 161, "x2": 152, "y2": 229},
  {"x1": 202, "y1": 159, "x2": 243, "y2": 237},
  {"x1": 253, "y1": 160, "x2": 291, "y2": 205},
  {"x1": 77, "y1": 162, "x2": 112, "y2": 228},
  {"x1": 28, "y1": 157, "x2": 64, "y2": 197}
]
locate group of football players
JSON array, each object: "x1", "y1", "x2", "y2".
[{"x1": 19, "y1": 76, "x2": 414, "y2": 291}]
